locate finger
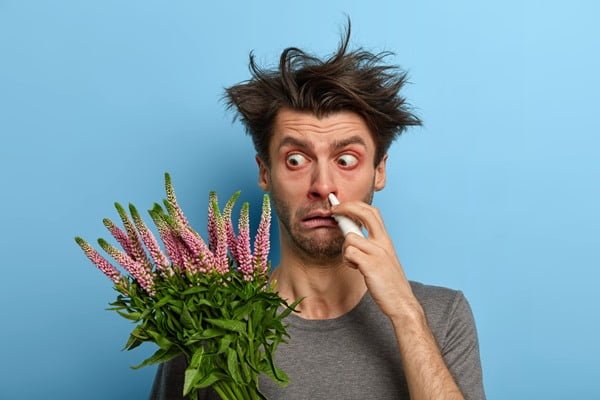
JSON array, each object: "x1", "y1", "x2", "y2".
[
  {"x1": 342, "y1": 244, "x2": 371, "y2": 272},
  {"x1": 343, "y1": 232, "x2": 384, "y2": 256},
  {"x1": 344, "y1": 259, "x2": 359, "y2": 270},
  {"x1": 342, "y1": 234, "x2": 391, "y2": 268},
  {"x1": 333, "y1": 201, "x2": 387, "y2": 240}
]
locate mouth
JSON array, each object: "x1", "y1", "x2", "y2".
[{"x1": 300, "y1": 211, "x2": 338, "y2": 229}]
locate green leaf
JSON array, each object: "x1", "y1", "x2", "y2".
[
  {"x1": 129, "y1": 325, "x2": 150, "y2": 341},
  {"x1": 161, "y1": 309, "x2": 182, "y2": 332},
  {"x1": 227, "y1": 348, "x2": 243, "y2": 385},
  {"x1": 131, "y1": 347, "x2": 180, "y2": 370},
  {"x1": 264, "y1": 344, "x2": 288, "y2": 384},
  {"x1": 195, "y1": 371, "x2": 225, "y2": 389},
  {"x1": 166, "y1": 298, "x2": 184, "y2": 308},
  {"x1": 183, "y1": 368, "x2": 200, "y2": 396},
  {"x1": 165, "y1": 315, "x2": 178, "y2": 333},
  {"x1": 154, "y1": 295, "x2": 173, "y2": 308},
  {"x1": 180, "y1": 304, "x2": 196, "y2": 330},
  {"x1": 205, "y1": 318, "x2": 246, "y2": 334},
  {"x1": 278, "y1": 297, "x2": 304, "y2": 319},
  {"x1": 185, "y1": 328, "x2": 227, "y2": 344},
  {"x1": 146, "y1": 330, "x2": 173, "y2": 349},
  {"x1": 196, "y1": 298, "x2": 215, "y2": 307},
  {"x1": 169, "y1": 305, "x2": 183, "y2": 314},
  {"x1": 181, "y1": 286, "x2": 208, "y2": 295},
  {"x1": 232, "y1": 302, "x2": 255, "y2": 320},
  {"x1": 217, "y1": 335, "x2": 233, "y2": 354},
  {"x1": 123, "y1": 334, "x2": 143, "y2": 351},
  {"x1": 189, "y1": 348, "x2": 205, "y2": 369},
  {"x1": 259, "y1": 360, "x2": 289, "y2": 387},
  {"x1": 116, "y1": 310, "x2": 142, "y2": 321},
  {"x1": 237, "y1": 342, "x2": 251, "y2": 384},
  {"x1": 198, "y1": 328, "x2": 227, "y2": 338}
]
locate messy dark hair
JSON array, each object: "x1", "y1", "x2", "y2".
[{"x1": 224, "y1": 22, "x2": 421, "y2": 166}]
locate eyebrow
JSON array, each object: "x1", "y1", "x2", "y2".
[
  {"x1": 277, "y1": 135, "x2": 368, "y2": 153},
  {"x1": 330, "y1": 136, "x2": 367, "y2": 152}
]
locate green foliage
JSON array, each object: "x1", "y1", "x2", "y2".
[
  {"x1": 79, "y1": 175, "x2": 299, "y2": 399},
  {"x1": 110, "y1": 271, "x2": 300, "y2": 399}
]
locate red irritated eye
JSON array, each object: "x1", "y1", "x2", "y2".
[
  {"x1": 336, "y1": 154, "x2": 359, "y2": 168},
  {"x1": 286, "y1": 153, "x2": 308, "y2": 168}
]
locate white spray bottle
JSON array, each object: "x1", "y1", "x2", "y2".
[{"x1": 328, "y1": 193, "x2": 365, "y2": 238}]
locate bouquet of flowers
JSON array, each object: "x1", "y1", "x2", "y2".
[{"x1": 75, "y1": 174, "x2": 300, "y2": 400}]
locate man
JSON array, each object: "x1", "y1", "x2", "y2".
[{"x1": 151, "y1": 26, "x2": 485, "y2": 400}]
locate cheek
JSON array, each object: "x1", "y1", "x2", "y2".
[
  {"x1": 277, "y1": 167, "x2": 310, "y2": 186},
  {"x1": 337, "y1": 168, "x2": 376, "y2": 195},
  {"x1": 270, "y1": 170, "x2": 309, "y2": 200},
  {"x1": 338, "y1": 165, "x2": 375, "y2": 184}
]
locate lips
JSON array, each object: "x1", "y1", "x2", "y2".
[
  {"x1": 302, "y1": 210, "x2": 333, "y2": 220},
  {"x1": 300, "y1": 211, "x2": 337, "y2": 228}
]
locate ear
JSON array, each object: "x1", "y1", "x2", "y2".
[
  {"x1": 256, "y1": 155, "x2": 270, "y2": 192},
  {"x1": 374, "y1": 154, "x2": 387, "y2": 191}
]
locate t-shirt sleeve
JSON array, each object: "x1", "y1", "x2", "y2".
[{"x1": 441, "y1": 291, "x2": 486, "y2": 400}]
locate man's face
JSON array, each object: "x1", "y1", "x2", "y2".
[{"x1": 258, "y1": 108, "x2": 387, "y2": 263}]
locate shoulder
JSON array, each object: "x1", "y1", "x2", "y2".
[
  {"x1": 408, "y1": 281, "x2": 475, "y2": 346},
  {"x1": 409, "y1": 280, "x2": 465, "y2": 314},
  {"x1": 409, "y1": 282, "x2": 486, "y2": 399}
]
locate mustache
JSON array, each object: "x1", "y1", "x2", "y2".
[{"x1": 294, "y1": 201, "x2": 331, "y2": 219}]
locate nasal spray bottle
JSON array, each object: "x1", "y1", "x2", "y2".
[{"x1": 327, "y1": 193, "x2": 365, "y2": 238}]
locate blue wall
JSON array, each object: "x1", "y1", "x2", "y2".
[{"x1": 1, "y1": 1, "x2": 598, "y2": 398}]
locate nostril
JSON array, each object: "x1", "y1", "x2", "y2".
[
  {"x1": 307, "y1": 190, "x2": 325, "y2": 200},
  {"x1": 308, "y1": 189, "x2": 335, "y2": 200}
]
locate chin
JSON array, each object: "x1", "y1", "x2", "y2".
[{"x1": 291, "y1": 231, "x2": 345, "y2": 261}]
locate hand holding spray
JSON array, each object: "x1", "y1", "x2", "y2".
[{"x1": 327, "y1": 193, "x2": 365, "y2": 238}]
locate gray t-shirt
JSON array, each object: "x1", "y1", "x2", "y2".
[{"x1": 150, "y1": 281, "x2": 485, "y2": 400}]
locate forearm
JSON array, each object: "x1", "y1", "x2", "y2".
[
  {"x1": 332, "y1": 202, "x2": 476, "y2": 398},
  {"x1": 390, "y1": 300, "x2": 464, "y2": 400}
]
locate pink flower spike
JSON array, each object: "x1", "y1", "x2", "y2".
[
  {"x1": 115, "y1": 202, "x2": 151, "y2": 272},
  {"x1": 102, "y1": 218, "x2": 135, "y2": 259},
  {"x1": 223, "y1": 191, "x2": 241, "y2": 261},
  {"x1": 164, "y1": 173, "x2": 190, "y2": 229},
  {"x1": 253, "y1": 194, "x2": 271, "y2": 276},
  {"x1": 177, "y1": 239, "x2": 198, "y2": 274},
  {"x1": 236, "y1": 202, "x2": 253, "y2": 278},
  {"x1": 212, "y1": 202, "x2": 229, "y2": 274},
  {"x1": 129, "y1": 204, "x2": 169, "y2": 271},
  {"x1": 162, "y1": 229, "x2": 183, "y2": 273},
  {"x1": 178, "y1": 226, "x2": 214, "y2": 272},
  {"x1": 149, "y1": 206, "x2": 183, "y2": 271},
  {"x1": 75, "y1": 237, "x2": 122, "y2": 284},
  {"x1": 207, "y1": 191, "x2": 218, "y2": 252},
  {"x1": 98, "y1": 238, "x2": 155, "y2": 295}
]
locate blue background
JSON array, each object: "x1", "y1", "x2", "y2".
[{"x1": 1, "y1": 1, "x2": 598, "y2": 399}]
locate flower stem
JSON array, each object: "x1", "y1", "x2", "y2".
[
  {"x1": 214, "y1": 381, "x2": 243, "y2": 400},
  {"x1": 212, "y1": 384, "x2": 229, "y2": 400}
]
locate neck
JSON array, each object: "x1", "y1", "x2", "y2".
[{"x1": 270, "y1": 235, "x2": 368, "y2": 320}]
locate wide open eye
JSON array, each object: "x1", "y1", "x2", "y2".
[
  {"x1": 286, "y1": 153, "x2": 308, "y2": 168},
  {"x1": 336, "y1": 154, "x2": 359, "y2": 168}
]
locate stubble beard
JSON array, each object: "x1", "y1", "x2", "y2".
[{"x1": 269, "y1": 182, "x2": 375, "y2": 265}]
